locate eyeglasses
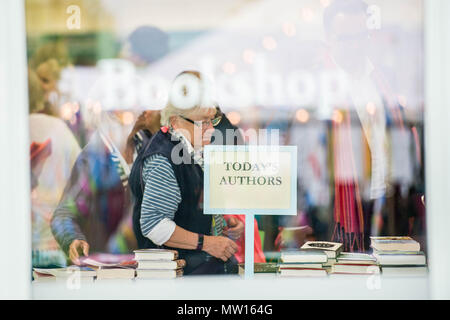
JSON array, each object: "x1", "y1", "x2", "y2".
[
  {"x1": 212, "y1": 108, "x2": 223, "y2": 127},
  {"x1": 211, "y1": 114, "x2": 222, "y2": 127},
  {"x1": 179, "y1": 115, "x2": 222, "y2": 128}
]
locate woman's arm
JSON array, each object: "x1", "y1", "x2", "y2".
[
  {"x1": 51, "y1": 154, "x2": 90, "y2": 256},
  {"x1": 140, "y1": 155, "x2": 238, "y2": 261},
  {"x1": 164, "y1": 225, "x2": 198, "y2": 249},
  {"x1": 139, "y1": 154, "x2": 181, "y2": 244},
  {"x1": 165, "y1": 226, "x2": 238, "y2": 262}
]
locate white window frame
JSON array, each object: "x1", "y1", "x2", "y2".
[
  {"x1": 0, "y1": 0, "x2": 31, "y2": 299},
  {"x1": 424, "y1": 0, "x2": 450, "y2": 300}
]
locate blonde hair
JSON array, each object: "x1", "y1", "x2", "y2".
[
  {"x1": 160, "y1": 70, "x2": 216, "y2": 127},
  {"x1": 28, "y1": 68, "x2": 45, "y2": 113}
]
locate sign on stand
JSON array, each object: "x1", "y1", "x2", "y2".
[{"x1": 204, "y1": 145, "x2": 297, "y2": 279}]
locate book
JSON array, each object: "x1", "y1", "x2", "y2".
[
  {"x1": 79, "y1": 256, "x2": 137, "y2": 269},
  {"x1": 136, "y1": 268, "x2": 183, "y2": 279},
  {"x1": 134, "y1": 249, "x2": 179, "y2": 261},
  {"x1": 373, "y1": 251, "x2": 426, "y2": 266},
  {"x1": 96, "y1": 267, "x2": 136, "y2": 280},
  {"x1": 238, "y1": 263, "x2": 279, "y2": 275},
  {"x1": 33, "y1": 270, "x2": 58, "y2": 282},
  {"x1": 32, "y1": 272, "x2": 96, "y2": 283},
  {"x1": 381, "y1": 266, "x2": 428, "y2": 276},
  {"x1": 137, "y1": 259, "x2": 186, "y2": 270},
  {"x1": 78, "y1": 257, "x2": 137, "y2": 280},
  {"x1": 323, "y1": 258, "x2": 337, "y2": 267},
  {"x1": 336, "y1": 252, "x2": 377, "y2": 265},
  {"x1": 329, "y1": 252, "x2": 379, "y2": 274},
  {"x1": 280, "y1": 250, "x2": 327, "y2": 263},
  {"x1": 301, "y1": 241, "x2": 343, "y2": 258},
  {"x1": 79, "y1": 253, "x2": 135, "y2": 265},
  {"x1": 279, "y1": 268, "x2": 327, "y2": 277},
  {"x1": 278, "y1": 263, "x2": 323, "y2": 269},
  {"x1": 370, "y1": 236, "x2": 420, "y2": 252},
  {"x1": 33, "y1": 267, "x2": 97, "y2": 278},
  {"x1": 331, "y1": 264, "x2": 381, "y2": 274},
  {"x1": 32, "y1": 267, "x2": 96, "y2": 282}
]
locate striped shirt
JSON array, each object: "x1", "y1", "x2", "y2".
[{"x1": 140, "y1": 154, "x2": 181, "y2": 240}]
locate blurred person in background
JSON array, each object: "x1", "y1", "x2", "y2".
[
  {"x1": 29, "y1": 41, "x2": 70, "y2": 117},
  {"x1": 120, "y1": 25, "x2": 170, "y2": 68},
  {"x1": 107, "y1": 25, "x2": 171, "y2": 254},
  {"x1": 322, "y1": 0, "x2": 410, "y2": 251},
  {"x1": 130, "y1": 71, "x2": 243, "y2": 274},
  {"x1": 28, "y1": 68, "x2": 82, "y2": 268},
  {"x1": 50, "y1": 26, "x2": 169, "y2": 264},
  {"x1": 51, "y1": 109, "x2": 161, "y2": 264}
]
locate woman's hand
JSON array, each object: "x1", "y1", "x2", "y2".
[
  {"x1": 223, "y1": 216, "x2": 244, "y2": 240},
  {"x1": 203, "y1": 236, "x2": 238, "y2": 262},
  {"x1": 68, "y1": 239, "x2": 90, "y2": 265}
]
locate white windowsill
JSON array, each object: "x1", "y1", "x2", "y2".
[{"x1": 32, "y1": 274, "x2": 429, "y2": 300}]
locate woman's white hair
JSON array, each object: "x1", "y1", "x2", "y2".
[{"x1": 161, "y1": 70, "x2": 216, "y2": 127}]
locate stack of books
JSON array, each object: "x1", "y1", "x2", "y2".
[
  {"x1": 370, "y1": 236, "x2": 427, "y2": 276},
  {"x1": 278, "y1": 250, "x2": 328, "y2": 277},
  {"x1": 331, "y1": 252, "x2": 380, "y2": 275},
  {"x1": 134, "y1": 249, "x2": 185, "y2": 279},
  {"x1": 301, "y1": 241, "x2": 343, "y2": 271}
]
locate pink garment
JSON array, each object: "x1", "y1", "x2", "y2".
[{"x1": 227, "y1": 215, "x2": 266, "y2": 263}]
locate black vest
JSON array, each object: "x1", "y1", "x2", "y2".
[{"x1": 129, "y1": 130, "x2": 229, "y2": 274}]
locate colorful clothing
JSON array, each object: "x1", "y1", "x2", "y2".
[
  {"x1": 329, "y1": 57, "x2": 403, "y2": 251},
  {"x1": 30, "y1": 114, "x2": 81, "y2": 267},
  {"x1": 227, "y1": 215, "x2": 266, "y2": 264},
  {"x1": 51, "y1": 130, "x2": 150, "y2": 256}
]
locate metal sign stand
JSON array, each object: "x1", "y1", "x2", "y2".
[{"x1": 244, "y1": 213, "x2": 254, "y2": 279}]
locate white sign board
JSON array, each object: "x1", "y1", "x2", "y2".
[{"x1": 203, "y1": 145, "x2": 297, "y2": 278}]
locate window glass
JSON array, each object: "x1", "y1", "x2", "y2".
[{"x1": 26, "y1": 0, "x2": 425, "y2": 269}]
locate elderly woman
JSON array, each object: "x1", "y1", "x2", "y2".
[{"x1": 130, "y1": 71, "x2": 241, "y2": 274}]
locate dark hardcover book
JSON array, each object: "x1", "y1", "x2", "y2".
[{"x1": 238, "y1": 263, "x2": 279, "y2": 275}]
